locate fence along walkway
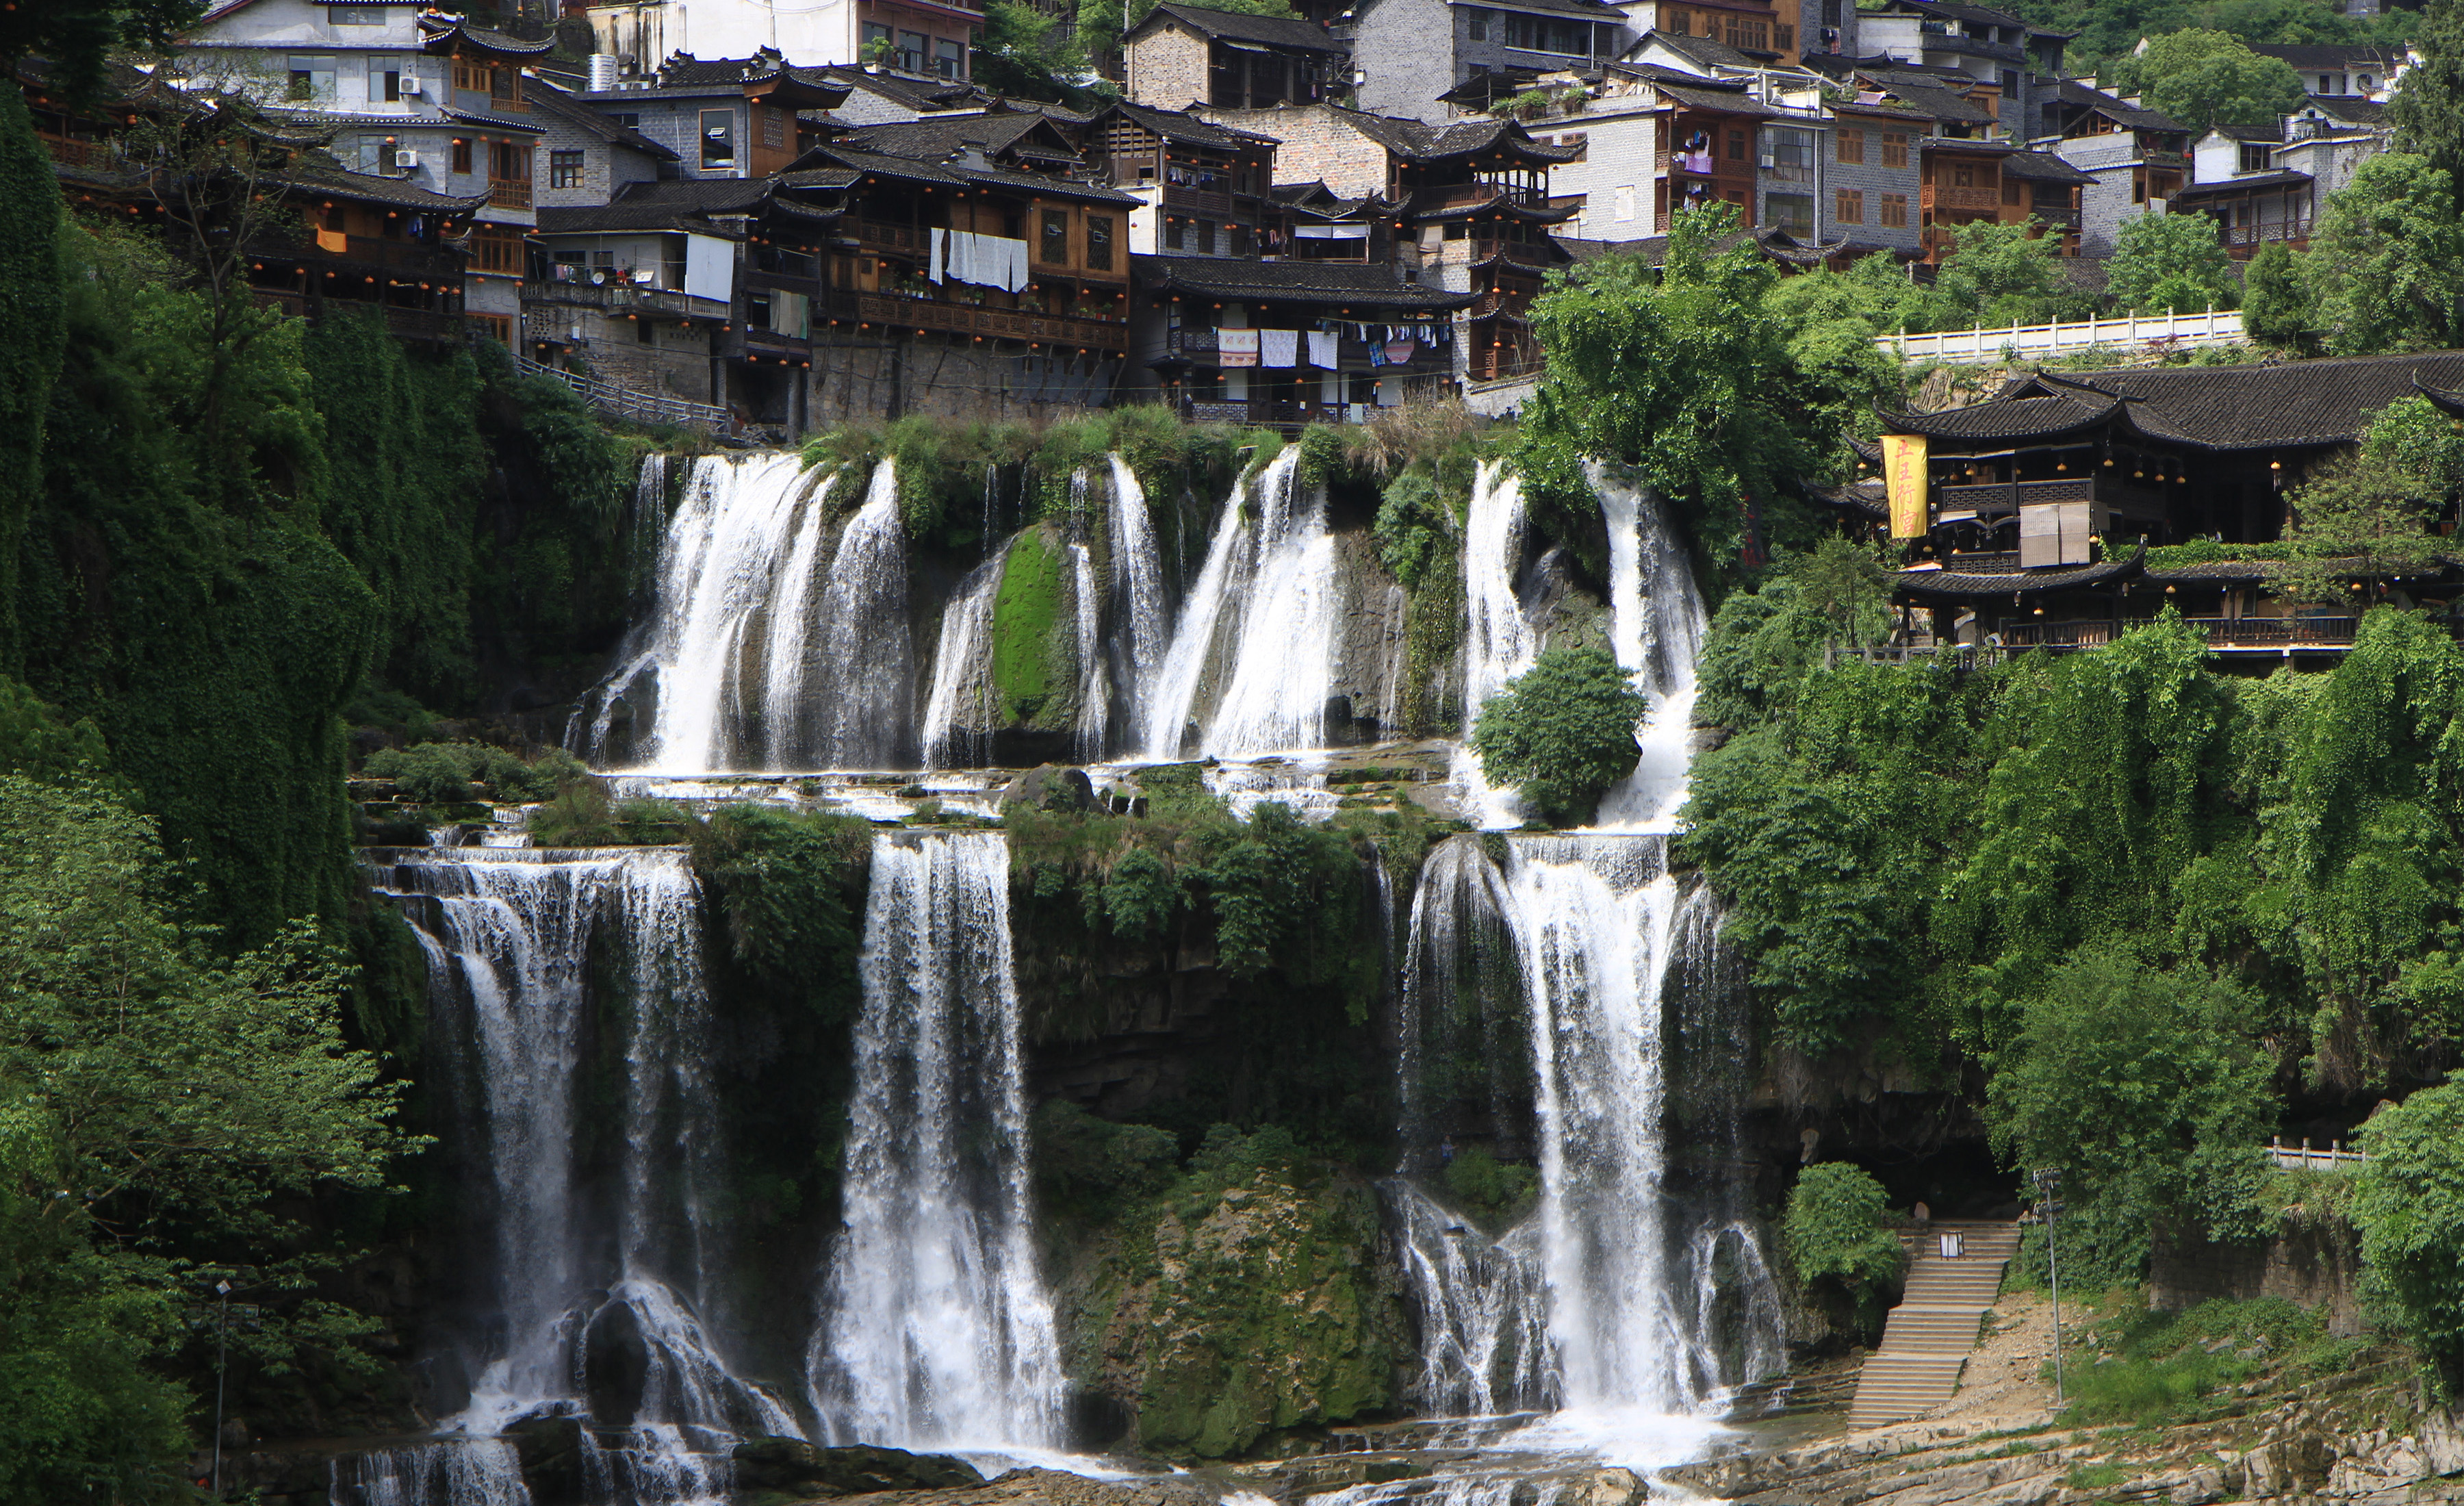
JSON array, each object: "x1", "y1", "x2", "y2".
[
  {"x1": 513, "y1": 353, "x2": 732, "y2": 431},
  {"x1": 1847, "y1": 1220, "x2": 2021, "y2": 1431},
  {"x1": 1882, "y1": 309, "x2": 2246, "y2": 364}
]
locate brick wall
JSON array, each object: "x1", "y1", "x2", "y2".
[
  {"x1": 1353, "y1": 0, "x2": 1462, "y2": 122},
  {"x1": 1543, "y1": 107, "x2": 1656, "y2": 240},
  {"x1": 1198, "y1": 104, "x2": 1391, "y2": 196},
  {"x1": 1125, "y1": 25, "x2": 1210, "y2": 110},
  {"x1": 1822, "y1": 118, "x2": 1921, "y2": 251}
]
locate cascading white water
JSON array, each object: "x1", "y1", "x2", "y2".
[
  {"x1": 1140, "y1": 448, "x2": 1338, "y2": 758},
  {"x1": 808, "y1": 831, "x2": 1064, "y2": 1451},
  {"x1": 1387, "y1": 1181, "x2": 1554, "y2": 1417},
  {"x1": 372, "y1": 847, "x2": 797, "y2": 1503},
  {"x1": 1457, "y1": 461, "x2": 1542, "y2": 828},
  {"x1": 1588, "y1": 466, "x2": 1708, "y2": 833},
  {"x1": 1105, "y1": 454, "x2": 1168, "y2": 750},
  {"x1": 1070, "y1": 538, "x2": 1108, "y2": 761},
  {"x1": 331, "y1": 1440, "x2": 530, "y2": 1506},
  {"x1": 1396, "y1": 837, "x2": 1524, "y2": 1169},
  {"x1": 920, "y1": 554, "x2": 1006, "y2": 770},
  {"x1": 576, "y1": 455, "x2": 912, "y2": 774}
]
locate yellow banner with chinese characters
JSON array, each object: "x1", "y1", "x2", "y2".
[{"x1": 1882, "y1": 433, "x2": 1929, "y2": 541}]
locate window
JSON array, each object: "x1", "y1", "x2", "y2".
[
  {"x1": 454, "y1": 61, "x2": 489, "y2": 93},
  {"x1": 897, "y1": 29, "x2": 929, "y2": 71},
  {"x1": 1765, "y1": 191, "x2": 1813, "y2": 237},
  {"x1": 701, "y1": 108, "x2": 735, "y2": 169},
  {"x1": 472, "y1": 225, "x2": 522, "y2": 273},
  {"x1": 1836, "y1": 127, "x2": 1864, "y2": 164},
  {"x1": 1881, "y1": 130, "x2": 1908, "y2": 168},
  {"x1": 1775, "y1": 23, "x2": 1792, "y2": 49},
  {"x1": 491, "y1": 66, "x2": 517, "y2": 103},
  {"x1": 489, "y1": 139, "x2": 528, "y2": 182},
  {"x1": 862, "y1": 20, "x2": 893, "y2": 55},
  {"x1": 1822, "y1": 0, "x2": 1840, "y2": 22},
  {"x1": 1767, "y1": 127, "x2": 1813, "y2": 182},
  {"x1": 1836, "y1": 188, "x2": 1864, "y2": 223},
  {"x1": 472, "y1": 313, "x2": 513, "y2": 346},
  {"x1": 1041, "y1": 209, "x2": 1068, "y2": 264},
  {"x1": 1879, "y1": 191, "x2": 1907, "y2": 226},
  {"x1": 330, "y1": 5, "x2": 384, "y2": 23},
  {"x1": 367, "y1": 58, "x2": 401, "y2": 101},
  {"x1": 1504, "y1": 14, "x2": 1532, "y2": 48},
  {"x1": 1613, "y1": 184, "x2": 1634, "y2": 220},
  {"x1": 638, "y1": 316, "x2": 657, "y2": 344},
  {"x1": 549, "y1": 149, "x2": 585, "y2": 188},
  {"x1": 1951, "y1": 162, "x2": 1974, "y2": 189},
  {"x1": 450, "y1": 136, "x2": 472, "y2": 174},
  {"x1": 2132, "y1": 168, "x2": 2146, "y2": 203},
  {"x1": 1726, "y1": 128, "x2": 1747, "y2": 161},
  {"x1": 2002, "y1": 173, "x2": 2021, "y2": 205},
  {"x1": 935, "y1": 36, "x2": 964, "y2": 79},
  {"x1": 1165, "y1": 218, "x2": 1185, "y2": 250},
  {"x1": 1467, "y1": 8, "x2": 1488, "y2": 38},
  {"x1": 2240, "y1": 142, "x2": 2270, "y2": 173},
  {"x1": 1087, "y1": 214, "x2": 1114, "y2": 270},
  {"x1": 1196, "y1": 218, "x2": 1216, "y2": 253},
  {"x1": 287, "y1": 55, "x2": 336, "y2": 101}
]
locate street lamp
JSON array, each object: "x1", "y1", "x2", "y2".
[
  {"x1": 211, "y1": 1279, "x2": 232, "y2": 1499},
  {"x1": 2033, "y1": 1169, "x2": 2066, "y2": 1406}
]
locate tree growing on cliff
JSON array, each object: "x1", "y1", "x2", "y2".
[
  {"x1": 2240, "y1": 241, "x2": 2317, "y2": 350},
  {"x1": 2394, "y1": 0, "x2": 2464, "y2": 189},
  {"x1": 1785, "y1": 1163, "x2": 1904, "y2": 1336},
  {"x1": 2113, "y1": 30, "x2": 2307, "y2": 133},
  {"x1": 1471, "y1": 646, "x2": 1647, "y2": 826},
  {"x1": 1986, "y1": 955, "x2": 2276, "y2": 1285},
  {"x1": 2352, "y1": 1076, "x2": 2464, "y2": 1385},
  {"x1": 2107, "y1": 209, "x2": 2241, "y2": 314}
]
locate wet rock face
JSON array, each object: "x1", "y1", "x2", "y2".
[
  {"x1": 730, "y1": 1438, "x2": 981, "y2": 1496},
  {"x1": 506, "y1": 1415, "x2": 591, "y2": 1506},
  {"x1": 580, "y1": 1297, "x2": 648, "y2": 1428},
  {"x1": 1003, "y1": 765, "x2": 1096, "y2": 814}
]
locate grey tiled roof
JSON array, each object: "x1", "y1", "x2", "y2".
[
  {"x1": 1129, "y1": 2, "x2": 1348, "y2": 53},
  {"x1": 1136, "y1": 253, "x2": 1478, "y2": 309}
]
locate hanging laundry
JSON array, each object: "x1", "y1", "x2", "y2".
[
  {"x1": 1384, "y1": 337, "x2": 1420, "y2": 363},
  {"x1": 1259, "y1": 329, "x2": 1299, "y2": 368},
  {"x1": 929, "y1": 227, "x2": 947, "y2": 285},
  {"x1": 1218, "y1": 328, "x2": 1260, "y2": 367},
  {"x1": 1305, "y1": 330, "x2": 1338, "y2": 369}
]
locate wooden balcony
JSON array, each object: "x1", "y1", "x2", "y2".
[
  {"x1": 1179, "y1": 398, "x2": 1381, "y2": 428},
  {"x1": 1936, "y1": 476, "x2": 2166, "y2": 518},
  {"x1": 1999, "y1": 615, "x2": 2360, "y2": 652},
  {"x1": 488, "y1": 178, "x2": 533, "y2": 209},
  {"x1": 522, "y1": 278, "x2": 727, "y2": 319},
  {"x1": 852, "y1": 290, "x2": 1128, "y2": 351},
  {"x1": 1926, "y1": 183, "x2": 2003, "y2": 212}
]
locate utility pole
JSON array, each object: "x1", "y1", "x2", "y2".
[
  {"x1": 211, "y1": 1279, "x2": 232, "y2": 1499},
  {"x1": 2033, "y1": 1168, "x2": 2065, "y2": 1407}
]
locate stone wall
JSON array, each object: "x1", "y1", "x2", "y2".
[
  {"x1": 809, "y1": 333, "x2": 1121, "y2": 424},
  {"x1": 2148, "y1": 1217, "x2": 2367, "y2": 1336},
  {"x1": 1197, "y1": 105, "x2": 1389, "y2": 198},
  {"x1": 1125, "y1": 24, "x2": 1211, "y2": 110}
]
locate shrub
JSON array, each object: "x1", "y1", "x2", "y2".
[
  {"x1": 1443, "y1": 1147, "x2": 1539, "y2": 1231},
  {"x1": 1103, "y1": 844, "x2": 1179, "y2": 940},
  {"x1": 1373, "y1": 468, "x2": 1451, "y2": 592},
  {"x1": 394, "y1": 742, "x2": 477, "y2": 804},
  {"x1": 2353, "y1": 1075, "x2": 2464, "y2": 1385},
  {"x1": 1784, "y1": 1162, "x2": 1903, "y2": 1331},
  {"x1": 1469, "y1": 646, "x2": 1647, "y2": 826}
]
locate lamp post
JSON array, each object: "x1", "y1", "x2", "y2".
[
  {"x1": 211, "y1": 1279, "x2": 231, "y2": 1499},
  {"x1": 2033, "y1": 1168, "x2": 2065, "y2": 1406}
]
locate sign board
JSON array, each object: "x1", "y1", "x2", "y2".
[{"x1": 1881, "y1": 433, "x2": 1928, "y2": 540}]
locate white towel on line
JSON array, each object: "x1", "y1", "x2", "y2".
[
  {"x1": 1259, "y1": 328, "x2": 1299, "y2": 367},
  {"x1": 1305, "y1": 330, "x2": 1338, "y2": 369}
]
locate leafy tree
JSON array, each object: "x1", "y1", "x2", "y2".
[
  {"x1": 1933, "y1": 218, "x2": 2094, "y2": 328},
  {"x1": 973, "y1": 0, "x2": 1095, "y2": 103},
  {"x1": 2126, "y1": 30, "x2": 2309, "y2": 132},
  {"x1": 1470, "y1": 646, "x2": 1648, "y2": 826},
  {"x1": 1784, "y1": 1162, "x2": 1904, "y2": 1332},
  {"x1": 1693, "y1": 576, "x2": 1834, "y2": 732},
  {"x1": 1986, "y1": 954, "x2": 2276, "y2": 1285},
  {"x1": 2307, "y1": 153, "x2": 2464, "y2": 355},
  {"x1": 2272, "y1": 397, "x2": 2462, "y2": 608},
  {"x1": 2196, "y1": 0, "x2": 2363, "y2": 44},
  {"x1": 2108, "y1": 208, "x2": 2240, "y2": 313},
  {"x1": 0, "y1": 775, "x2": 413, "y2": 1501},
  {"x1": 2394, "y1": 0, "x2": 2464, "y2": 188},
  {"x1": 0, "y1": 89, "x2": 64, "y2": 674},
  {"x1": 2351, "y1": 1075, "x2": 2464, "y2": 1385},
  {"x1": 2240, "y1": 240, "x2": 2317, "y2": 350},
  {"x1": 1372, "y1": 468, "x2": 1452, "y2": 591},
  {"x1": 0, "y1": 0, "x2": 202, "y2": 97},
  {"x1": 1791, "y1": 535, "x2": 1894, "y2": 669},
  {"x1": 1514, "y1": 203, "x2": 1855, "y2": 587}
]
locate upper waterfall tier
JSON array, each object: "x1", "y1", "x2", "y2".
[{"x1": 810, "y1": 830, "x2": 1064, "y2": 1451}]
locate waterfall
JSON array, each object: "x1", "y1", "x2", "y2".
[
  {"x1": 370, "y1": 847, "x2": 796, "y2": 1499},
  {"x1": 1140, "y1": 448, "x2": 1337, "y2": 759},
  {"x1": 1070, "y1": 539, "x2": 1108, "y2": 761},
  {"x1": 1105, "y1": 454, "x2": 1168, "y2": 750},
  {"x1": 1588, "y1": 466, "x2": 1708, "y2": 833},
  {"x1": 1457, "y1": 461, "x2": 1541, "y2": 827},
  {"x1": 921, "y1": 554, "x2": 1006, "y2": 770},
  {"x1": 808, "y1": 831, "x2": 1064, "y2": 1451},
  {"x1": 331, "y1": 1440, "x2": 530, "y2": 1506},
  {"x1": 574, "y1": 455, "x2": 912, "y2": 774},
  {"x1": 1387, "y1": 1181, "x2": 1554, "y2": 1417},
  {"x1": 1396, "y1": 837, "x2": 1526, "y2": 1171}
]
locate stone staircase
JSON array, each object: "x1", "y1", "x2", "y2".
[{"x1": 1845, "y1": 1220, "x2": 2019, "y2": 1430}]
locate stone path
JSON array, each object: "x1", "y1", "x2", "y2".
[{"x1": 1847, "y1": 1221, "x2": 2020, "y2": 1430}]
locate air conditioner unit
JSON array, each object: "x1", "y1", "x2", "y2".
[
  {"x1": 394, "y1": 149, "x2": 420, "y2": 168},
  {"x1": 400, "y1": 78, "x2": 424, "y2": 97},
  {"x1": 1758, "y1": 152, "x2": 1775, "y2": 167}
]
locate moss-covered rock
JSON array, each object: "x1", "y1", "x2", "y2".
[
  {"x1": 1053, "y1": 1143, "x2": 1410, "y2": 1459},
  {"x1": 993, "y1": 523, "x2": 1073, "y2": 728}
]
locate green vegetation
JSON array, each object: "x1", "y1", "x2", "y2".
[
  {"x1": 524, "y1": 784, "x2": 695, "y2": 847},
  {"x1": 2057, "y1": 1295, "x2": 2363, "y2": 1425},
  {"x1": 992, "y1": 525, "x2": 1068, "y2": 725},
  {"x1": 2107, "y1": 209, "x2": 2241, "y2": 316},
  {"x1": 1442, "y1": 1147, "x2": 1538, "y2": 1231},
  {"x1": 1471, "y1": 646, "x2": 1648, "y2": 827},
  {"x1": 1784, "y1": 1163, "x2": 1904, "y2": 1333},
  {"x1": 0, "y1": 774, "x2": 413, "y2": 1503},
  {"x1": 2105, "y1": 30, "x2": 2307, "y2": 132},
  {"x1": 2353, "y1": 1076, "x2": 2464, "y2": 1386},
  {"x1": 361, "y1": 741, "x2": 586, "y2": 804}
]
